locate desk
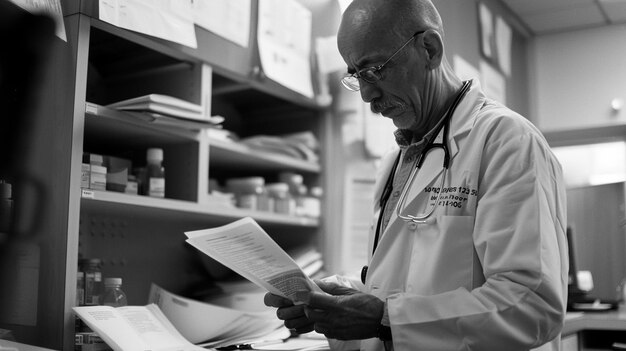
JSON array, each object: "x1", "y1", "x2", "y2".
[{"x1": 563, "y1": 306, "x2": 626, "y2": 350}]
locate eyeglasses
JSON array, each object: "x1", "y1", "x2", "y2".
[{"x1": 341, "y1": 31, "x2": 425, "y2": 92}]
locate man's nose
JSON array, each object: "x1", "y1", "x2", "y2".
[{"x1": 359, "y1": 81, "x2": 381, "y2": 103}]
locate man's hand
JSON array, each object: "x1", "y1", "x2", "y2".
[
  {"x1": 294, "y1": 280, "x2": 384, "y2": 340},
  {"x1": 264, "y1": 292, "x2": 314, "y2": 334}
]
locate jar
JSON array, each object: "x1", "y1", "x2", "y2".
[
  {"x1": 226, "y1": 177, "x2": 265, "y2": 210},
  {"x1": 267, "y1": 182, "x2": 295, "y2": 215},
  {"x1": 301, "y1": 186, "x2": 322, "y2": 218}
]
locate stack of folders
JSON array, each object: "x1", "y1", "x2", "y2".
[{"x1": 107, "y1": 94, "x2": 224, "y2": 130}]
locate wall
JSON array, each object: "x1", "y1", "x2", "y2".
[
  {"x1": 436, "y1": 0, "x2": 531, "y2": 118},
  {"x1": 530, "y1": 24, "x2": 626, "y2": 131}
]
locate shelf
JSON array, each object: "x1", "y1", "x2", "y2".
[
  {"x1": 209, "y1": 138, "x2": 321, "y2": 173},
  {"x1": 80, "y1": 189, "x2": 319, "y2": 227}
]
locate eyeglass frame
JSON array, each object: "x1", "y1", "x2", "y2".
[{"x1": 341, "y1": 30, "x2": 426, "y2": 91}]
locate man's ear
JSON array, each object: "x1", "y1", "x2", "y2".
[{"x1": 421, "y1": 29, "x2": 444, "y2": 69}]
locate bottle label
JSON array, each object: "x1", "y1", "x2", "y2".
[{"x1": 149, "y1": 178, "x2": 165, "y2": 198}]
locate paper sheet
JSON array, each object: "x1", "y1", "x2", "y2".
[
  {"x1": 193, "y1": 0, "x2": 251, "y2": 48},
  {"x1": 495, "y1": 16, "x2": 512, "y2": 77},
  {"x1": 148, "y1": 283, "x2": 285, "y2": 346},
  {"x1": 185, "y1": 217, "x2": 320, "y2": 302},
  {"x1": 73, "y1": 304, "x2": 205, "y2": 351},
  {"x1": 9, "y1": 0, "x2": 66, "y2": 41},
  {"x1": 478, "y1": 2, "x2": 494, "y2": 59},
  {"x1": 99, "y1": 0, "x2": 197, "y2": 48},
  {"x1": 257, "y1": 0, "x2": 314, "y2": 98}
]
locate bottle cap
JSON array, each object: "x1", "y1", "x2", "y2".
[
  {"x1": 147, "y1": 148, "x2": 163, "y2": 161},
  {"x1": 104, "y1": 277, "x2": 122, "y2": 286},
  {"x1": 0, "y1": 181, "x2": 12, "y2": 199}
]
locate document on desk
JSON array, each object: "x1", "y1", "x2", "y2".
[
  {"x1": 148, "y1": 283, "x2": 287, "y2": 348},
  {"x1": 72, "y1": 304, "x2": 206, "y2": 351},
  {"x1": 185, "y1": 217, "x2": 321, "y2": 302}
]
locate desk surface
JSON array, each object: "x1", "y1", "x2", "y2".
[{"x1": 563, "y1": 305, "x2": 626, "y2": 336}]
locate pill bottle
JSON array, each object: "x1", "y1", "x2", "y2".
[
  {"x1": 144, "y1": 148, "x2": 165, "y2": 198},
  {"x1": 302, "y1": 186, "x2": 322, "y2": 218},
  {"x1": 226, "y1": 177, "x2": 265, "y2": 210},
  {"x1": 267, "y1": 182, "x2": 295, "y2": 215},
  {"x1": 101, "y1": 277, "x2": 128, "y2": 307},
  {"x1": 79, "y1": 258, "x2": 103, "y2": 306}
]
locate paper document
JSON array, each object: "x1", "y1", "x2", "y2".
[
  {"x1": 148, "y1": 283, "x2": 287, "y2": 348},
  {"x1": 73, "y1": 304, "x2": 205, "y2": 351},
  {"x1": 185, "y1": 217, "x2": 321, "y2": 302},
  {"x1": 99, "y1": 0, "x2": 197, "y2": 48},
  {"x1": 107, "y1": 94, "x2": 208, "y2": 121},
  {"x1": 257, "y1": 0, "x2": 313, "y2": 98}
]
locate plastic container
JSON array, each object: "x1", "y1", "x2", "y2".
[
  {"x1": 266, "y1": 182, "x2": 295, "y2": 215},
  {"x1": 302, "y1": 186, "x2": 322, "y2": 218},
  {"x1": 226, "y1": 177, "x2": 265, "y2": 210},
  {"x1": 79, "y1": 258, "x2": 103, "y2": 306},
  {"x1": 101, "y1": 277, "x2": 128, "y2": 307},
  {"x1": 144, "y1": 148, "x2": 165, "y2": 198}
]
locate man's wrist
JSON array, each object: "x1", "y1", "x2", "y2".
[
  {"x1": 378, "y1": 299, "x2": 392, "y2": 341},
  {"x1": 377, "y1": 325, "x2": 392, "y2": 341}
]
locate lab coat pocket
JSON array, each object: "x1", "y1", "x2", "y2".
[{"x1": 407, "y1": 215, "x2": 476, "y2": 295}]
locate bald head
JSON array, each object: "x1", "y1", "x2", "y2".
[{"x1": 338, "y1": 0, "x2": 443, "y2": 53}]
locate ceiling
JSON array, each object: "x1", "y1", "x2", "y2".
[{"x1": 500, "y1": 0, "x2": 626, "y2": 35}]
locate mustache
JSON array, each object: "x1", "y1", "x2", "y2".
[{"x1": 370, "y1": 99, "x2": 407, "y2": 114}]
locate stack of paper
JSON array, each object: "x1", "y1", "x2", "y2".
[
  {"x1": 73, "y1": 303, "x2": 206, "y2": 351},
  {"x1": 148, "y1": 284, "x2": 289, "y2": 349},
  {"x1": 107, "y1": 94, "x2": 224, "y2": 130}
]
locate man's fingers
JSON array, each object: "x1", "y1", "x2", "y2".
[
  {"x1": 305, "y1": 291, "x2": 342, "y2": 310},
  {"x1": 264, "y1": 292, "x2": 293, "y2": 308},
  {"x1": 317, "y1": 280, "x2": 357, "y2": 296},
  {"x1": 284, "y1": 315, "x2": 312, "y2": 330},
  {"x1": 276, "y1": 304, "x2": 306, "y2": 320}
]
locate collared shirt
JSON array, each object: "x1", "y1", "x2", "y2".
[{"x1": 379, "y1": 116, "x2": 448, "y2": 234}]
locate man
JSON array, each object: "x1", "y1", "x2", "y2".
[{"x1": 265, "y1": 0, "x2": 568, "y2": 350}]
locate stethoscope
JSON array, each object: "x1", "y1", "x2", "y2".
[{"x1": 361, "y1": 80, "x2": 471, "y2": 285}]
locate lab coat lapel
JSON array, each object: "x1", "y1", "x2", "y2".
[
  {"x1": 380, "y1": 80, "x2": 480, "y2": 232},
  {"x1": 398, "y1": 79, "x2": 481, "y2": 216}
]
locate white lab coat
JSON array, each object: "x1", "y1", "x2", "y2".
[{"x1": 332, "y1": 80, "x2": 568, "y2": 351}]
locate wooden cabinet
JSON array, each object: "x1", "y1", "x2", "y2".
[{"x1": 0, "y1": 1, "x2": 339, "y2": 349}]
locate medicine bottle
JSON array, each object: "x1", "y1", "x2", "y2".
[
  {"x1": 302, "y1": 186, "x2": 322, "y2": 218},
  {"x1": 226, "y1": 177, "x2": 265, "y2": 211},
  {"x1": 0, "y1": 180, "x2": 13, "y2": 234},
  {"x1": 79, "y1": 258, "x2": 103, "y2": 306},
  {"x1": 267, "y1": 182, "x2": 295, "y2": 215},
  {"x1": 101, "y1": 277, "x2": 128, "y2": 307},
  {"x1": 145, "y1": 148, "x2": 165, "y2": 198}
]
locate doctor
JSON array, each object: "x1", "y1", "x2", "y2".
[{"x1": 265, "y1": 0, "x2": 568, "y2": 350}]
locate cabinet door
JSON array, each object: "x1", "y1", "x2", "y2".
[{"x1": 0, "y1": 3, "x2": 76, "y2": 349}]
